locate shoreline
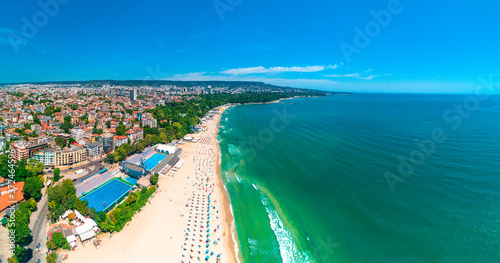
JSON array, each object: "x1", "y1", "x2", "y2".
[{"x1": 213, "y1": 107, "x2": 241, "y2": 263}]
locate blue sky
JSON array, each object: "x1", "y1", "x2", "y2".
[{"x1": 1, "y1": 0, "x2": 499, "y2": 93}]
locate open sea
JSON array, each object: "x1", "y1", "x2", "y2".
[{"x1": 218, "y1": 94, "x2": 500, "y2": 263}]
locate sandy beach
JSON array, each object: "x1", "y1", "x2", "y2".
[{"x1": 67, "y1": 107, "x2": 238, "y2": 263}]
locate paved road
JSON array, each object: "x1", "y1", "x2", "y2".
[
  {"x1": 58, "y1": 159, "x2": 104, "y2": 174},
  {"x1": 26, "y1": 191, "x2": 49, "y2": 263},
  {"x1": 72, "y1": 164, "x2": 104, "y2": 184}
]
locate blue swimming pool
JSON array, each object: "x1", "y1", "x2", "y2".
[
  {"x1": 80, "y1": 178, "x2": 133, "y2": 212},
  {"x1": 144, "y1": 153, "x2": 167, "y2": 171},
  {"x1": 124, "y1": 177, "x2": 138, "y2": 185}
]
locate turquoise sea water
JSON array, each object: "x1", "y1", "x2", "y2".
[{"x1": 218, "y1": 94, "x2": 500, "y2": 263}]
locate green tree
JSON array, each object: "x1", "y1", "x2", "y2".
[
  {"x1": 47, "y1": 232, "x2": 69, "y2": 250},
  {"x1": 26, "y1": 159, "x2": 44, "y2": 177},
  {"x1": 68, "y1": 137, "x2": 76, "y2": 144},
  {"x1": 64, "y1": 115, "x2": 72, "y2": 123},
  {"x1": 13, "y1": 246, "x2": 26, "y2": 262},
  {"x1": 159, "y1": 132, "x2": 167, "y2": 143},
  {"x1": 105, "y1": 153, "x2": 116, "y2": 163},
  {"x1": 55, "y1": 137, "x2": 66, "y2": 149},
  {"x1": 46, "y1": 252, "x2": 57, "y2": 263},
  {"x1": 24, "y1": 176, "x2": 43, "y2": 200},
  {"x1": 28, "y1": 197, "x2": 37, "y2": 211},
  {"x1": 53, "y1": 168, "x2": 60, "y2": 182},
  {"x1": 9, "y1": 208, "x2": 31, "y2": 244},
  {"x1": 60, "y1": 122, "x2": 73, "y2": 133},
  {"x1": 150, "y1": 173, "x2": 158, "y2": 186},
  {"x1": 116, "y1": 122, "x2": 126, "y2": 136},
  {"x1": 126, "y1": 192, "x2": 137, "y2": 205},
  {"x1": 61, "y1": 179, "x2": 76, "y2": 196},
  {"x1": 172, "y1": 122, "x2": 182, "y2": 130},
  {"x1": 89, "y1": 207, "x2": 97, "y2": 220}
]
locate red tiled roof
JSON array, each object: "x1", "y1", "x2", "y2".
[{"x1": 0, "y1": 182, "x2": 24, "y2": 212}]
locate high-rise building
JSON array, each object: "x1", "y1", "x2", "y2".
[
  {"x1": 102, "y1": 133, "x2": 114, "y2": 154},
  {"x1": 0, "y1": 136, "x2": 6, "y2": 151},
  {"x1": 130, "y1": 90, "x2": 137, "y2": 101}
]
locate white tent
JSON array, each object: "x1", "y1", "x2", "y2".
[
  {"x1": 66, "y1": 235, "x2": 77, "y2": 248},
  {"x1": 79, "y1": 230, "x2": 96, "y2": 242},
  {"x1": 75, "y1": 218, "x2": 98, "y2": 241}
]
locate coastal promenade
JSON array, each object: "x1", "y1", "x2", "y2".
[{"x1": 66, "y1": 108, "x2": 237, "y2": 263}]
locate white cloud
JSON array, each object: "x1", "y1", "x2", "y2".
[
  {"x1": 220, "y1": 65, "x2": 326, "y2": 75},
  {"x1": 166, "y1": 72, "x2": 339, "y2": 90},
  {"x1": 325, "y1": 73, "x2": 379, "y2": 80}
]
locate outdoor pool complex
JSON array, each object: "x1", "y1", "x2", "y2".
[
  {"x1": 144, "y1": 153, "x2": 168, "y2": 171},
  {"x1": 80, "y1": 178, "x2": 134, "y2": 212}
]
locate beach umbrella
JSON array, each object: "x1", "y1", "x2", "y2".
[
  {"x1": 207, "y1": 234, "x2": 210, "y2": 237},
  {"x1": 206, "y1": 250, "x2": 209, "y2": 254},
  {"x1": 205, "y1": 256, "x2": 209, "y2": 261}
]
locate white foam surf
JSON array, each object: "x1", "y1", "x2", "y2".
[{"x1": 260, "y1": 196, "x2": 305, "y2": 263}]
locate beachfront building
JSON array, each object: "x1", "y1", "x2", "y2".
[
  {"x1": 33, "y1": 148, "x2": 56, "y2": 168},
  {"x1": 122, "y1": 163, "x2": 146, "y2": 178},
  {"x1": 55, "y1": 147, "x2": 87, "y2": 167},
  {"x1": 156, "y1": 144, "x2": 180, "y2": 155}
]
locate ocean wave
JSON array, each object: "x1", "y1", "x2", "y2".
[
  {"x1": 252, "y1": 184, "x2": 258, "y2": 190},
  {"x1": 234, "y1": 173, "x2": 242, "y2": 183},
  {"x1": 260, "y1": 196, "x2": 309, "y2": 263},
  {"x1": 248, "y1": 238, "x2": 261, "y2": 255},
  {"x1": 227, "y1": 144, "x2": 241, "y2": 156}
]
